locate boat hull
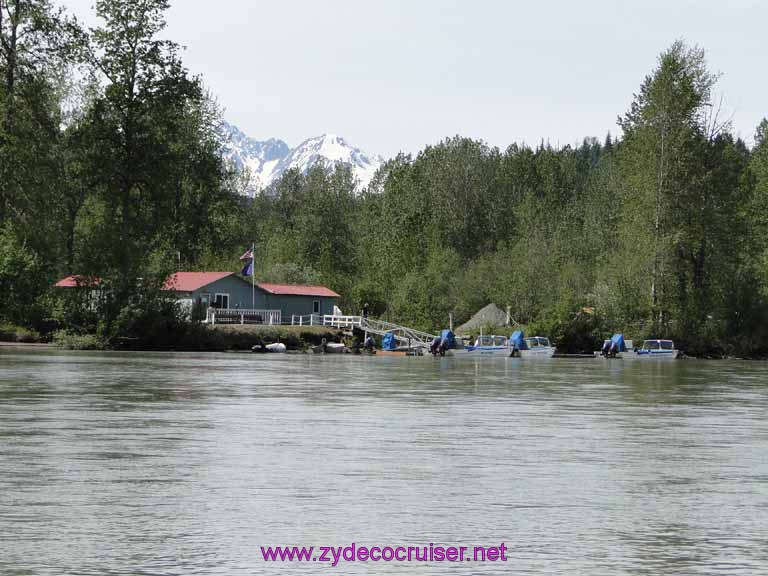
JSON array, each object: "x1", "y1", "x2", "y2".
[
  {"x1": 515, "y1": 347, "x2": 556, "y2": 358},
  {"x1": 596, "y1": 350, "x2": 681, "y2": 360},
  {"x1": 309, "y1": 343, "x2": 347, "y2": 354},
  {"x1": 455, "y1": 346, "x2": 512, "y2": 357}
]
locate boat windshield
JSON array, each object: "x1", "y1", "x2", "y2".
[
  {"x1": 642, "y1": 340, "x2": 661, "y2": 350},
  {"x1": 475, "y1": 335, "x2": 508, "y2": 347},
  {"x1": 526, "y1": 337, "x2": 551, "y2": 348},
  {"x1": 660, "y1": 340, "x2": 674, "y2": 350}
]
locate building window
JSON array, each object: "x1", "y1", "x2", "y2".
[
  {"x1": 214, "y1": 293, "x2": 230, "y2": 309},
  {"x1": 313, "y1": 300, "x2": 320, "y2": 314}
]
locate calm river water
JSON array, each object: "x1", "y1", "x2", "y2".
[{"x1": 1, "y1": 348, "x2": 767, "y2": 575}]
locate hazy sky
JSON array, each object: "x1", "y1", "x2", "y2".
[{"x1": 62, "y1": 0, "x2": 766, "y2": 157}]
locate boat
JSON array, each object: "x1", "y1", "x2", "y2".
[
  {"x1": 377, "y1": 348, "x2": 427, "y2": 357},
  {"x1": 596, "y1": 333, "x2": 633, "y2": 358},
  {"x1": 596, "y1": 334, "x2": 680, "y2": 359},
  {"x1": 518, "y1": 335, "x2": 556, "y2": 358},
  {"x1": 632, "y1": 339, "x2": 681, "y2": 359},
  {"x1": 309, "y1": 339, "x2": 347, "y2": 354},
  {"x1": 377, "y1": 330, "x2": 429, "y2": 356},
  {"x1": 252, "y1": 342, "x2": 287, "y2": 353},
  {"x1": 506, "y1": 330, "x2": 556, "y2": 358},
  {"x1": 453, "y1": 330, "x2": 556, "y2": 358},
  {"x1": 461, "y1": 334, "x2": 512, "y2": 356}
]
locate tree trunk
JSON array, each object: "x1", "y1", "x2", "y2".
[{"x1": 3, "y1": 0, "x2": 20, "y2": 131}]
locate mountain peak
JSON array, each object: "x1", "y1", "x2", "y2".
[{"x1": 221, "y1": 124, "x2": 382, "y2": 196}]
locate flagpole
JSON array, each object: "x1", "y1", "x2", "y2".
[{"x1": 251, "y1": 241, "x2": 255, "y2": 309}]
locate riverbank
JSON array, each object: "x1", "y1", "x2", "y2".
[
  {"x1": 48, "y1": 323, "x2": 347, "y2": 352},
  {"x1": 0, "y1": 341, "x2": 52, "y2": 348},
  {"x1": 0, "y1": 323, "x2": 45, "y2": 344},
  {"x1": 4, "y1": 318, "x2": 765, "y2": 358},
  {"x1": 205, "y1": 324, "x2": 345, "y2": 352}
]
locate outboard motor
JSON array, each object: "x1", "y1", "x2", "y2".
[
  {"x1": 438, "y1": 337, "x2": 449, "y2": 357},
  {"x1": 430, "y1": 337, "x2": 442, "y2": 356},
  {"x1": 601, "y1": 339, "x2": 611, "y2": 358},
  {"x1": 363, "y1": 336, "x2": 374, "y2": 352},
  {"x1": 510, "y1": 330, "x2": 527, "y2": 357}
]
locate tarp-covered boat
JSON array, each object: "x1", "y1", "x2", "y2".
[{"x1": 511, "y1": 331, "x2": 556, "y2": 358}]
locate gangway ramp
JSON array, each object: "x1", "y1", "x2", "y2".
[{"x1": 318, "y1": 315, "x2": 438, "y2": 347}]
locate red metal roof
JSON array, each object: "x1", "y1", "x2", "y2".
[
  {"x1": 257, "y1": 282, "x2": 340, "y2": 298},
  {"x1": 164, "y1": 272, "x2": 234, "y2": 292},
  {"x1": 56, "y1": 272, "x2": 340, "y2": 298},
  {"x1": 54, "y1": 275, "x2": 101, "y2": 288}
]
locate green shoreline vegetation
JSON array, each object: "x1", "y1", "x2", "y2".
[{"x1": 2, "y1": 2, "x2": 768, "y2": 357}]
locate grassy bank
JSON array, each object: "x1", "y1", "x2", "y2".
[
  {"x1": 51, "y1": 323, "x2": 346, "y2": 352},
  {"x1": 207, "y1": 325, "x2": 344, "y2": 351},
  {"x1": 0, "y1": 323, "x2": 44, "y2": 344}
]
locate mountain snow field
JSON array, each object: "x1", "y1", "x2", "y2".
[{"x1": 221, "y1": 122, "x2": 383, "y2": 195}]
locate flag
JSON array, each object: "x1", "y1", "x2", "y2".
[
  {"x1": 241, "y1": 259, "x2": 253, "y2": 277},
  {"x1": 239, "y1": 248, "x2": 253, "y2": 261}
]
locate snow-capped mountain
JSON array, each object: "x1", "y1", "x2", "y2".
[
  {"x1": 221, "y1": 123, "x2": 290, "y2": 191},
  {"x1": 221, "y1": 122, "x2": 382, "y2": 195}
]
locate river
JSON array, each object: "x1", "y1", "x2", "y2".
[{"x1": 1, "y1": 348, "x2": 767, "y2": 574}]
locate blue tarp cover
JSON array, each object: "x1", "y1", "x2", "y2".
[
  {"x1": 440, "y1": 329, "x2": 456, "y2": 349},
  {"x1": 382, "y1": 331, "x2": 397, "y2": 351},
  {"x1": 510, "y1": 330, "x2": 528, "y2": 350},
  {"x1": 610, "y1": 333, "x2": 626, "y2": 352}
]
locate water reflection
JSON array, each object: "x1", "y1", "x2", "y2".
[{"x1": 1, "y1": 349, "x2": 767, "y2": 575}]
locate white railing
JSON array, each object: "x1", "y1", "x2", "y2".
[
  {"x1": 322, "y1": 315, "x2": 362, "y2": 328},
  {"x1": 206, "y1": 308, "x2": 281, "y2": 325},
  {"x1": 291, "y1": 314, "x2": 365, "y2": 327},
  {"x1": 290, "y1": 313, "x2": 323, "y2": 326}
]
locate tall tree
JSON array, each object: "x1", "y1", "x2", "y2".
[
  {"x1": 0, "y1": 0, "x2": 81, "y2": 220},
  {"x1": 617, "y1": 40, "x2": 719, "y2": 330},
  {"x1": 750, "y1": 119, "x2": 768, "y2": 288},
  {"x1": 81, "y1": 0, "x2": 214, "y2": 282}
]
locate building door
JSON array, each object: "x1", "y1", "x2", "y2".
[
  {"x1": 214, "y1": 293, "x2": 230, "y2": 309},
  {"x1": 313, "y1": 300, "x2": 320, "y2": 314}
]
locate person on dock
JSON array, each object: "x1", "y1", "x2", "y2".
[{"x1": 362, "y1": 303, "x2": 369, "y2": 318}]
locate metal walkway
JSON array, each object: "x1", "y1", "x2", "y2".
[{"x1": 317, "y1": 315, "x2": 438, "y2": 347}]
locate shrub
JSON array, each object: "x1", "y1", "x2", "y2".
[
  {"x1": 0, "y1": 322, "x2": 42, "y2": 343},
  {"x1": 52, "y1": 330, "x2": 106, "y2": 350}
]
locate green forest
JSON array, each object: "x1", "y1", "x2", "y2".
[{"x1": 2, "y1": 0, "x2": 768, "y2": 355}]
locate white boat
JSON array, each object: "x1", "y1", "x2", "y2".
[
  {"x1": 509, "y1": 330, "x2": 556, "y2": 358},
  {"x1": 454, "y1": 332, "x2": 556, "y2": 358},
  {"x1": 460, "y1": 335, "x2": 512, "y2": 356},
  {"x1": 265, "y1": 342, "x2": 287, "y2": 353},
  {"x1": 630, "y1": 339, "x2": 681, "y2": 359},
  {"x1": 309, "y1": 339, "x2": 347, "y2": 354},
  {"x1": 597, "y1": 334, "x2": 680, "y2": 359},
  {"x1": 515, "y1": 336, "x2": 556, "y2": 358}
]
